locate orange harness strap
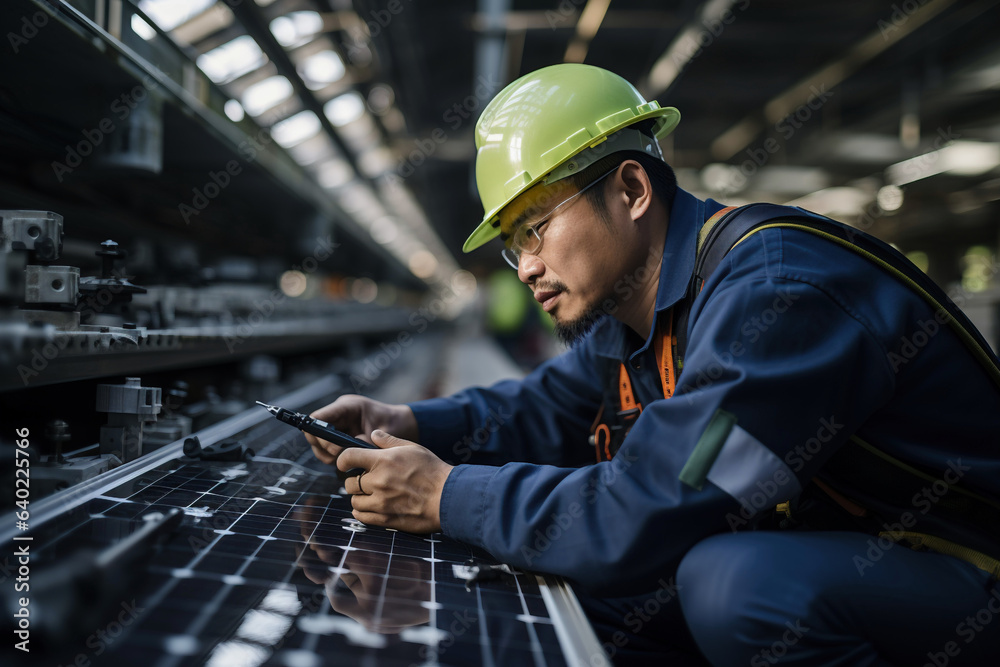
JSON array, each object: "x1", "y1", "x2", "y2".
[
  {"x1": 602, "y1": 206, "x2": 739, "y2": 456},
  {"x1": 615, "y1": 312, "x2": 676, "y2": 417},
  {"x1": 618, "y1": 364, "x2": 640, "y2": 410},
  {"x1": 653, "y1": 312, "x2": 677, "y2": 400}
]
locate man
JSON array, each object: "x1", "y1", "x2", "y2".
[{"x1": 306, "y1": 65, "x2": 1000, "y2": 665}]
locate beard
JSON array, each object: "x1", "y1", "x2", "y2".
[{"x1": 552, "y1": 302, "x2": 608, "y2": 346}]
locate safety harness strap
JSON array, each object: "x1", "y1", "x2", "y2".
[
  {"x1": 687, "y1": 204, "x2": 1000, "y2": 571},
  {"x1": 592, "y1": 201, "x2": 1000, "y2": 572},
  {"x1": 592, "y1": 318, "x2": 669, "y2": 462}
]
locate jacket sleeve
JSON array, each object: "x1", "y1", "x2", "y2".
[
  {"x1": 408, "y1": 331, "x2": 605, "y2": 467},
  {"x1": 437, "y1": 236, "x2": 898, "y2": 596}
]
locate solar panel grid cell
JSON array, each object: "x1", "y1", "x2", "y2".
[{"x1": 19, "y1": 449, "x2": 572, "y2": 666}]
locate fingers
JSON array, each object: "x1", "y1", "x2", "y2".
[
  {"x1": 305, "y1": 395, "x2": 365, "y2": 457},
  {"x1": 350, "y1": 509, "x2": 393, "y2": 528},
  {"x1": 337, "y1": 448, "x2": 377, "y2": 474},
  {"x1": 307, "y1": 396, "x2": 368, "y2": 463},
  {"x1": 310, "y1": 440, "x2": 339, "y2": 465},
  {"x1": 345, "y1": 471, "x2": 369, "y2": 496},
  {"x1": 308, "y1": 394, "x2": 360, "y2": 427},
  {"x1": 337, "y1": 429, "x2": 414, "y2": 473},
  {"x1": 370, "y1": 429, "x2": 410, "y2": 449}
]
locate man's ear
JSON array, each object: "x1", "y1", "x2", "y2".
[{"x1": 616, "y1": 160, "x2": 653, "y2": 222}]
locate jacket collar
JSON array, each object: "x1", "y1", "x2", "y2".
[{"x1": 589, "y1": 187, "x2": 727, "y2": 359}]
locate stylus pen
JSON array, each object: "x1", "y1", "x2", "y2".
[{"x1": 256, "y1": 401, "x2": 379, "y2": 450}]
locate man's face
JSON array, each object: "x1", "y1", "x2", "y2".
[{"x1": 499, "y1": 174, "x2": 626, "y2": 344}]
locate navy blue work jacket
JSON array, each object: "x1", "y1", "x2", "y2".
[{"x1": 409, "y1": 188, "x2": 1000, "y2": 596}]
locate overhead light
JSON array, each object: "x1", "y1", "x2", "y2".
[
  {"x1": 751, "y1": 166, "x2": 831, "y2": 196},
  {"x1": 241, "y1": 76, "x2": 293, "y2": 116},
  {"x1": 300, "y1": 50, "x2": 346, "y2": 88},
  {"x1": 279, "y1": 270, "x2": 308, "y2": 297},
  {"x1": 323, "y1": 92, "x2": 366, "y2": 127},
  {"x1": 944, "y1": 142, "x2": 1000, "y2": 175},
  {"x1": 824, "y1": 133, "x2": 909, "y2": 164},
  {"x1": 224, "y1": 99, "x2": 245, "y2": 122},
  {"x1": 288, "y1": 135, "x2": 333, "y2": 166},
  {"x1": 171, "y1": 3, "x2": 234, "y2": 46},
  {"x1": 197, "y1": 35, "x2": 265, "y2": 84},
  {"x1": 701, "y1": 163, "x2": 745, "y2": 194},
  {"x1": 315, "y1": 159, "x2": 354, "y2": 189},
  {"x1": 358, "y1": 147, "x2": 395, "y2": 177},
  {"x1": 138, "y1": 0, "x2": 215, "y2": 32},
  {"x1": 786, "y1": 187, "x2": 871, "y2": 219},
  {"x1": 369, "y1": 217, "x2": 398, "y2": 245},
  {"x1": 337, "y1": 186, "x2": 382, "y2": 215},
  {"x1": 450, "y1": 270, "x2": 477, "y2": 299},
  {"x1": 877, "y1": 185, "x2": 904, "y2": 212},
  {"x1": 366, "y1": 85, "x2": 395, "y2": 115},
  {"x1": 408, "y1": 250, "x2": 438, "y2": 279},
  {"x1": 131, "y1": 15, "x2": 157, "y2": 40},
  {"x1": 270, "y1": 111, "x2": 321, "y2": 148},
  {"x1": 350, "y1": 277, "x2": 378, "y2": 304},
  {"x1": 886, "y1": 141, "x2": 1000, "y2": 186},
  {"x1": 270, "y1": 11, "x2": 324, "y2": 48}
]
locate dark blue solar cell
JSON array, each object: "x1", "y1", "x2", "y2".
[{"x1": 4, "y1": 425, "x2": 593, "y2": 667}]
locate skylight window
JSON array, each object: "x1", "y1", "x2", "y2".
[
  {"x1": 270, "y1": 12, "x2": 324, "y2": 47},
  {"x1": 197, "y1": 36, "x2": 266, "y2": 84},
  {"x1": 138, "y1": 0, "x2": 215, "y2": 32},
  {"x1": 224, "y1": 99, "x2": 245, "y2": 122},
  {"x1": 324, "y1": 92, "x2": 365, "y2": 127},
  {"x1": 300, "y1": 50, "x2": 346, "y2": 88},
  {"x1": 241, "y1": 76, "x2": 293, "y2": 116},
  {"x1": 271, "y1": 111, "x2": 321, "y2": 148}
]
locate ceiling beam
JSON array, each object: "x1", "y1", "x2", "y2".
[{"x1": 707, "y1": 0, "x2": 959, "y2": 161}]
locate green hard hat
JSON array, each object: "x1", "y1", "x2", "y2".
[{"x1": 464, "y1": 64, "x2": 680, "y2": 253}]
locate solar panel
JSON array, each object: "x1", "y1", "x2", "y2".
[{"x1": 3, "y1": 404, "x2": 603, "y2": 667}]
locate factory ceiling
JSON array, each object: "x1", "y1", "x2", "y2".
[
  {"x1": 352, "y1": 0, "x2": 1000, "y2": 284},
  {"x1": 7, "y1": 0, "x2": 1000, "y2": 288}
]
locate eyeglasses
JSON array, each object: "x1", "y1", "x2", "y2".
[{"x1": 500, "y1": 167, "x2": 617, "y2": 270}]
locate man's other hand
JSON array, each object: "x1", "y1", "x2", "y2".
[
  {"x1": 306, "y1": 395, "x2": 418, "y2": 465},
  {"x1": 338, "y1": 430, "x2": 453, "y2": 534}
]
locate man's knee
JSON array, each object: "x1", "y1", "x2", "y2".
[
  {"x1": 677, "y1": 533, "x2": 780, "y2": 623},
  {"x1": 676, "y1": 532, "x2": 819, "y2": 664}
]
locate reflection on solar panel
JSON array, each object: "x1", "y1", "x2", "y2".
[{"x1": 4, "y1": 426, "x2": 599, "y2": 666}]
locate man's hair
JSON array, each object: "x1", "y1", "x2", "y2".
[{"x1": 568, "y1": 120, "x2": 677, "y2": 228}]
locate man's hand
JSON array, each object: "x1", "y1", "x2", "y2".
[
  {"x1": 338, "y1": 430, "x2": 453, "y2": 534},
  {"x1": 306, "y1": 395, "x2": 418, "y2": 466}
]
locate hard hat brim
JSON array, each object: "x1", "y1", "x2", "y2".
[{"x1": 463, "y1": 105, "x2": 680, "y2": 253}]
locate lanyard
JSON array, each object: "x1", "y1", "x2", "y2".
[
  {"x1": 595, "y1": 313, "x2": 675, "y2": 462},
  {"x1": 652, "y1": 311, "x2": 676, "y2": 400},
  {"x1": 620, "y1": 310, "x2": 676, "y2": 410}
]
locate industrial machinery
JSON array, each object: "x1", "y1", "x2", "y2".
[
  {"x1": 0, "y1": 212, "x2": 612, "y2": 665},
  {"x1": 0, "y1": 1, "x2": 607, "y2": 664}
]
